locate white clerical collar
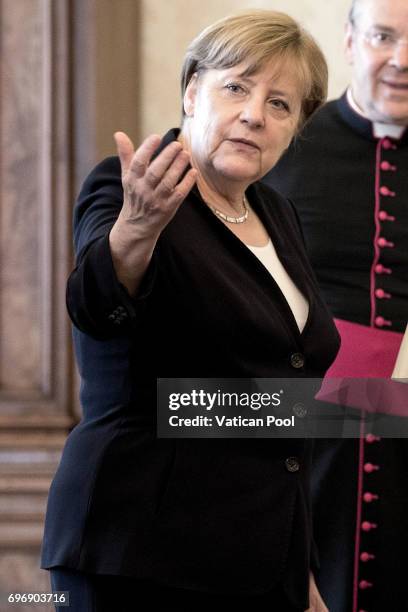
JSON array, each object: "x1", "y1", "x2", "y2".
[{"x1": 346, "y1": 87, "x2": 405, "y2": 139}]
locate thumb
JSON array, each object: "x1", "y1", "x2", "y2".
[{"x1": 114, "y1": 131, "x2": 135, "y2": 174}]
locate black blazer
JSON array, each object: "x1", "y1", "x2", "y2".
[{"x1": 41, "y1": 129, "x2": 340, "y2": 608}]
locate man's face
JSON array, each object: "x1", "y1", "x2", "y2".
[{"x1": 346, "y1": 0, "x2": 408, "y2": 125}]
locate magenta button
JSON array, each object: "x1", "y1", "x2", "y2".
[
  {"x1": 360, "y1": 552, "x2": 375, "y2": 562},
  {"x1": 363, "y1": 492, "x2": 379, "y2": 502},
  {"x1": 378, "y1": 210, "x2": 395, "y2": 221},
  {"x1": 377, "y1": 237, "x2": 394, "y2": 248},
  {"x1": 382, "y1": 138, "x2": 396, "y2": 150},
  {"x1": 374, "y1": 264, "x2": 392, "y2": 274},
  {"x1": 375, "y1": 316, "x2": 391, "y2": 327},
  {"x1": 362, "y1": 521, "x2": 377, "y2": 531},
  {"x1": 380, "y1": 160, "x2": 396, "y2": 170},
  {"x1": 379, "y1": 186, "x2": 396, "y2": 197},
  {"x1": 364, "y1": 462, "x2": 380, "y2": 473},
  {"x1": 359, "y1": 580, "x2": 373, "y2": 590},
  {"x1": 375, "y1": 288, "x2": 391, "y2": 299},
  {"x1": 365, "y1": 433, "x2": 381, "y2": 443}
]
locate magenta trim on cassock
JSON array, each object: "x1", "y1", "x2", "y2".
[
  {"x1": 370, "y1": 139, "x2": 385, "y2": 327},
  {"x1": 320, "y1": 318, "x2": 403, "y2": 610},
  {"x1": 352, "y1": 417, "x2": 366, "y2": 612}
]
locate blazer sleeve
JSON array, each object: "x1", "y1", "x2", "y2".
[{"x1": 66, "y1": 156, "x2": 157, "y2": 340}]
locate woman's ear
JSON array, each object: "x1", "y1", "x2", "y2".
[{"x1": 183, "y1": 73, "x2": 198, "y2": 117}]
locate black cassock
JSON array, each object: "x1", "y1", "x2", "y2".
[{"x1": 265, "y1": 92, "x2": 408, "y2": 612}]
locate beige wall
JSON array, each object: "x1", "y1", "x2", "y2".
[{"x1": 139, "y1": 0, "x2": 352, "y2": 138}]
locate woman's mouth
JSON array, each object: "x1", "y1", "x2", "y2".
[{"x1": 227, "y1": 138, "x2": 260, "y2": 151}]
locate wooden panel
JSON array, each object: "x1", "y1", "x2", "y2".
[
  {"x1": 0, "y1": 0, "x2": 73, "y2": 419},
  {"x1": 0, "y1": 0, "x2": 74, "y2": 554},
  {"x1": 0, "y1": 0, "x2": 46, "y2": 393}
]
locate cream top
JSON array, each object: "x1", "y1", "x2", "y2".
[{"x1": 246, "y1": 239, "x2": 309, "y2": 332}]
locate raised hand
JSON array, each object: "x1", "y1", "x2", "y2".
[
  {"x1": 109, "y1": 132, "x2": 197, "y2": 295},
  {"x1": 114, "y1": 131, "x2": 197, "y2": 237}
]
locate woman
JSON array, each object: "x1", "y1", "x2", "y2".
[{"x1": 41, "y1": 10, "x2": 339, "y2": 612}]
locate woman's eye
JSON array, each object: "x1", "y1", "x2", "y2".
[
  {"x1": 225, "y1": 83, "x2": 245, "y2": 94},
  {"x1": 269, "y1": 99, "x2": 289, "y2": 111}
]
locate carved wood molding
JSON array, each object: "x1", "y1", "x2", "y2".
[
  {"x1": 1, "y1": 0, "x2": 74, "y2": 415},
  {"x1": 0, "y1": 0, "x2": 75, "y2": 548}
]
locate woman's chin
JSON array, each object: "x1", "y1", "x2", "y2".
[{"x1": 213, "y1": 161, "x2": 262, "y2": 184}]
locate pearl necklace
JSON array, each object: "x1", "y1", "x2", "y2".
[{"x1": 211, "y1": 196, "x2": 249, "y2": 224}]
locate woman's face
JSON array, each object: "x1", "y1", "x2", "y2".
[{"x1": 183, "y1": 57, "x2": 303, "y2": 186}]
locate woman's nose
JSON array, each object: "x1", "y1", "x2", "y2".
[{"x1": 239, "y1": 98, "x2": 265, "y2": 128}]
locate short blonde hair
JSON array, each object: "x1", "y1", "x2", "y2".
[{"x1": 180, "y1": 10, "x2": 328, "y2": 129}]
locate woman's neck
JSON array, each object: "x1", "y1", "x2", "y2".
[{"x1": 196, "y1": 174, "x2": 248, "y2": 214}]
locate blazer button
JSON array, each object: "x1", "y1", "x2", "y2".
[
  {"x1": 108, "y1": 306, "x2": 128, "y2": 325},
  {"x1": 285, "y1": 457, "x2": 300, "y2": 472},
  {"x1": 290, "y1": 353, "x2": 305, "y2": 369}
]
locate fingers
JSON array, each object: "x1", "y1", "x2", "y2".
[
  {"x1": 170, "y1": 167, "x2": 197, "y2": 205},
  {"x1": 129, "y1": 134, "x2": 162, "y2": 178},
  {"x1": 144, "y1": 141, "x2": 183, "y2": 188},
  {"x1": 155, "y1": 149, "x2": 191, "y2": 197},
  {"x1": 115, "y1": 132, "x2": 192, "y2": 193},
  {"x1": 114, "y1": 131, "x2": 197, "y2": 234},
  {"x1": 115, "y1": 132, "x2": 162, "y2": 178}
]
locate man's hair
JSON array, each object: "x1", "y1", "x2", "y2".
[
  {"x1": 348, "y1": 0, "x2": 363, "y2": 26},
  {"x1": 180, "y1": 9, "x2": 328, "y2": 129}
]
